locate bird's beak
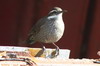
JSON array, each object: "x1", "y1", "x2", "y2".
[
  {"x1": 62, "y1": 10, "x2": 68, "y2": 12},
  {"x1": 59, "y1": 10, "x2": 67, "y2": 13}
]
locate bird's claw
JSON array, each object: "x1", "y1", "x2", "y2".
[
  {"x1": 55, "y1": 47, "x2": 59, "y2": 57},
  {"x1": 42, "y1": 46, "x2": 48, "y2": 58},
  {"x1": 41, "y1": 43, "x2": 60, "y2": 58},
  {"x1": 48, "y1": 43, "x2": 60, "y2": 58}
]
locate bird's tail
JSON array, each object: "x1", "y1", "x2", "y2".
[
  {"x1": 26, "y1": 38, "x2": 36, "y2": 44},
  {"x1": 25, "y1": 35, "x2": 36, "y2": 44}
]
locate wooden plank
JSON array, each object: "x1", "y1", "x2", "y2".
[
  {"x1": 33, "y1": 58, "x2": 100, "y2": 66},
  {"x1": 28, "y1": 48, "x2": 70, "y2": 59},
  {"x1": 0, "y1": 46, "x2": 99, "y2": 66}
]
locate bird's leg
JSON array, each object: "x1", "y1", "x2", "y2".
[
  {"x1": 40, "y1": 43, "x2": 48, "y2": 58},
  {"x1": 52, "y1": 43, "x2": 59, "y2": 57}
]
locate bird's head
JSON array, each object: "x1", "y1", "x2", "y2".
[{"x1": 48, "y1": 7, "x2": 67, "y2": 16}]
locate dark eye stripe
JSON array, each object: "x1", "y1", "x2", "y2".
[{"x1": 49, "y1": 10, "x2": 57, "y2": 13}]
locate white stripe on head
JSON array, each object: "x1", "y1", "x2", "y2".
[{"x1": 48, "y1": 10, "x2": 57, "y2": 14}]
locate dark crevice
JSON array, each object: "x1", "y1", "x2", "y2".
[{"x1": 79, "y1": 0, "x2": 96, "y2": 58}]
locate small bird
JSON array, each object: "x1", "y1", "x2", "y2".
[{"x1": 26, "y1": 7, "x2": 66, "y2": 57}]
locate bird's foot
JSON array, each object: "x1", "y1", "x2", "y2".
[
  {"x1": 42, "y1": 46, "x2": 49, "y2": 58},
  {"x1": 41, "y1": 43, "x2": 60, "y2": 58},
  {"x1": 55, "y1": 46, "x2": 59, "y2": 57},
  {"x1": 50, "y1": 43, "x2": 59, "y2": 58}
]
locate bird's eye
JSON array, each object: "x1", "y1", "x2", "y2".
[
  {"x1": 52, "y1": 10, "x2": 58, "y2": 13},
  {"x1": 48, "y1": 10, "x2": 58, "y2": 16},
  {"x1": 49, "y1": 10, "x2": 57, "y2": 14},
  {"x1": 52, "y1": 11, "x2": 57, "y2": 13}
]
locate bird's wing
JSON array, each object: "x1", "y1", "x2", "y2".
[
  {"x1": 28, "y1": 16, "x2": 47, "y2": 36},
  {"x1": 26, "y1": 17, "x2": 48, "y2": 44}
]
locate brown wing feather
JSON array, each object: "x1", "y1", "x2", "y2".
[
  {"x1": 26, "y1": 16, "x2": 48, "y2": 44},
  {"x1": 29, "y1": 16, "x2": 47, "y2": 36}
]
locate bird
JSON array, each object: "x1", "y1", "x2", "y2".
[{"x1": 26, "y1": 7, "x2": 66, "y2": 58}]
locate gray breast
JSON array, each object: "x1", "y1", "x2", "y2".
[{"x1": 35, "y1": 18, "x2": 65, "y2": 43}]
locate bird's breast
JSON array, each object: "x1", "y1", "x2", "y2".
[{"x1": 36, "y1": 18, "x2": 65, "y2": 43}]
